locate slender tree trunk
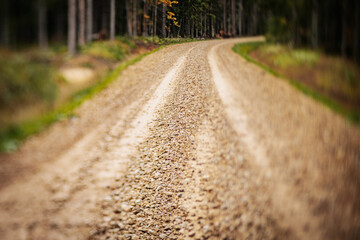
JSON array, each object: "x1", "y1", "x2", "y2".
[
  {"x1": 211, "y1": 17, "x2": 215, "y2": 38},
  {"x1": 38, "y1": 0, "x2": 48, "y2": 49},
  {"x1": 210, "y1": 3, "x2": 214, "y2": 38},
  {"x1": 162, "y1": 3, "x2": 166, "y2": 38},
  {"x1": 231, "y1": 0, "x2": 235, "y2": 36},
  {"x1": 177, "y1": 22, "x2": 181, "y2": 37},
  {"x1": 143, "y1": 0, "x2": 148, "y2": 36},
  {"x1": 223, "y1": 0, "x2": 226, "y2": 33},
  {"x1": 341, "y1": 1, "x2": 347, "y2": 58},
  {"x1": 86, "y1": 0, "x2": 93, "y2": 42},
  {"x1": 154, "y1": 1, "x2": 158, "y2": 36},
  {"x1": 110, "y1": 0, "x2": 115, "y2": 40},
  {"x1": 1, "y1": 0, "x2": 10, "y2": 46},
  {"x1": 205, "y1": 12, "x2": 207, "y2": 37},
  {"x1": 93, "y1": 0, "x2": 98, "y2": 34},
  {"x1": 126, "y1": 0, "x2": 133, "y2": 37},
  {"x1": 133, "y1": 0, "x2": 137, "y2": 37},
  {"x1": 185, "y1": 17, "x2": 190, "y2": 37},
  {"x1": 253, "y1": 2, "x2": 258, "y2": 36},
  {"x1": 195, "y1": 22, "x2": 198, "y2": 38},
  {"x1": 68, "y1": 0, "x2": 77, "y2": 55},
  {"x1": 200, "y1": 15, "x2": 203, "y2": 37},
  {"x1": 101, "y1": 1, "x2": 108, "y2": 36},
  {"x1": 191, "y1": 20, "x2": 194, "y2": 38},
  {"x1": 238, "y1": 0, "x2": 243, "y2": 36},
  {"x1": 55, "y1": 12, "x2": 65, "y2": 41},
  {"x1": 354, "y1": 1, "x2": 359, "y2": 62},
  {"x1": 311, "y1": 0, "x2": 319, "y2": 48},
  {"x1": 78, "y1": 0, "x2": 85, "y2": 45},
  {"x1": 291, "y1": 3, "x2": 299, "y2": 46}
]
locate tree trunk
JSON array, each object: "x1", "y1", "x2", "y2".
[
  {"x1": 291, "y1": 3, "x2": 300, "y2": 46},
  {"x1": 1, "y1": 0, "x2": 10, "y2": 46},
  {"x1": 211, "y1": 16, "x2": 215, "y2": 38},
  {"x1": 78, "y1": 0, "x2": 85, "y2": 45},
  {"x1": 310, "y1": 0, "x2": 318, "y2": 48},
  {"x1": 68, "y1": 0, "x2": 77, "y2": 55},
  {"x1": 154, "y1": 1, "x2": 158, "y2": 36},
  {"x1": 238, "y1": 0, "x2": 243, "y2": 36},
  {"x1": 253, "y1": 2, "x2": 258, "y2": 36},
  {"x1": 354, "y1": 1, "x2": 359, "y2": 62},
  {"x1": 191, "y1": 20, "x2": 194, "y2": 38},
  {"x1": 185, "y1": 18, "x2": 189, "y2": 37},
  {"x1": 101, "y1": 0, "x2": 108, "y2": 37},
  {"x1": 133, "y1": 0, "x2": 137, "y2": 37},
  {"x1": 239, "y1": 0, "x2": 244, "y2": 36},
  {"x1": 204, "y1": 12, "x2": 207, "y2": 37},
  {"x1": 55, "y1": 12, "x2": 65, "y2": 41},
  {"x1": 341, "y1": 0, "x2": 347, "y2": 58},
  {"x1": 200, "y1": 15, "x2": 203, "y2": 37},
  {"x1": 210, "y1": 3, "x2": 214, "y2": 38},
  {"x1": 223, "y1": 0, "x2": 226, "y2": 33},
  {"x1": 86, "y1": 0, "x2": 93, "y2": 42},
  {"x1": 126, "y1": 0, "x2": 133, "y2": 37},
  {"x1": 162, "y1": 3, "x2": 166, "y2": 38},
  {"x1": 110, "y1": 0, "x2": 115, "y2": 41},
  {"x1": 231, "y1": 0, "x2": 235, "y2": 36},
  {"x1": 38, "y1": 0, "x2": 48, "y2": 49},
  {"x1": 143, "y1": 0, "x2": 148, "y2": 36}
]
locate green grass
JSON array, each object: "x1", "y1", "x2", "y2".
[
  {"x1": 136, "y1": 36, "x2": 202, "y2": 45},
  {"x1": 0, "y1": 46, "x2": 165, "y2": 153},
  {"x1": 81, "y1": 37, "x2": 199, "y2": 60},
  {"x1": 232, "y1": 42, "x2": 360, "y2": 125},
  {"x1": 0, "y1": 53, "x2": 58, "y2": 109},
  {"x1": 256, "y1": 44, "x2": 319, "y2": 67},
  {"x1": 80, "y1": 40, "x2": 131, "y2": 61}
]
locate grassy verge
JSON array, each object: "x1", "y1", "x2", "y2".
[
  {"x1": 136, "y1": 36, "x2": 201, "y2": 45},
  {"x1": 0, "y1": 45, "x2": 166, "y2": 153},
  {"x1": 233, "y1": 42, "x2": 360, "y2": 125},
  {"x1": 0, "y1": 37, "x2": 204, "y2": 152}
]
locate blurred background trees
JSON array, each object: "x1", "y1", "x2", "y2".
[{"x1": 0, "y1": 0, "x2": 359, "y2": 61}]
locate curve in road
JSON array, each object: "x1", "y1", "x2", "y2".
[{"x1": 0, "y1": 38, "x2": 359, "y2": 240}]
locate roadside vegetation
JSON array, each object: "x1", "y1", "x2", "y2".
[
  {"x1": 0, "y1": 37, "x2": 196, "y2": 152},
  {"x1": 233, "y1": 42, "x2": 360, "y2": 124}
]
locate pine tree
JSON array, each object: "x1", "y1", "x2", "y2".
[{"x1": 68, "y1": 0, "x2": 77, "y2": 55}]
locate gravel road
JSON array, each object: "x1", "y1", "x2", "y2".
[{"x1": 0, "y1": 38, "x2": 359, "y2": 240}]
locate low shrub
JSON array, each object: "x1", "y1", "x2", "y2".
[
  {"x1": 0, "y1": 54, "x2": 57, "y2": 110},
  {"x1": 81, "y1": 40, "x2": 130, "y2": 61}
]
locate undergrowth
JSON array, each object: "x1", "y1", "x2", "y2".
[
  {"x1": 0, "y1": 37, "x2": 202, "y2": 153},
  {"x1": 0, "y1": 53, "x2": 58, "y2": 110},
  {"x1": 81, "y1": 40, "x2": 132, "y2": 61},
  {"x1": 0, "y1": 46, "x2": 166, "y2": 152},
  {"x1": 233, "y1": 42, "x2": 360, "y2": 125}
]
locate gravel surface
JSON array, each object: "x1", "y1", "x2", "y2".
[{"x1": 0, "y1": 38, "x2": 359, "y2": 240}]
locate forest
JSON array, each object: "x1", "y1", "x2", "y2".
[{"x1": 0, "y1": 0, "x2": 359, "y2": 61}]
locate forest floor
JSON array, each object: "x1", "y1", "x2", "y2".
[{"x1": 0, "y1": 37, "x2": 359, "y2": 240}]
